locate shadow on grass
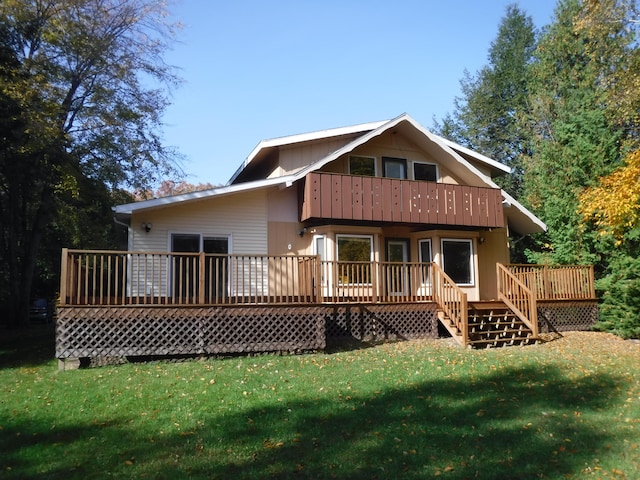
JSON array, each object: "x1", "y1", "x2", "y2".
[
  {"x1": 0, "y1": 363, "x2": 628, "y2": 479},
  {"x1": 0, "y1": 324, "x2": 55, "y2": 369}
]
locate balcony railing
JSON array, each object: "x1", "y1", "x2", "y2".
[{"x1": 301, "y1": 172, "x2": 505, "y2": 228}]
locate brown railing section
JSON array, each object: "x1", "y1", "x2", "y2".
[
  {"x1": 59, "y1": 249, "x2": 436, "y2": 306},
  {"x1": 496, "y1": 264, "x2": 539, "y2": 338},
  {"x1": 432, "y1": 263, "x2": 468, "y2": 344},
  {"x1": 318, "y1": 261, "x2": 433, "y2": 303},
  {"x1": 301, "y1": 172, "x2": 505, "y2": 228},
  {"x1": 506, "y1": 264, "x2": 595, "y2": 300}
]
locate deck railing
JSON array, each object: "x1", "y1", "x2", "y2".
[
  {"x1": 497, "y1": 264, "x2": 538, "y2": 338},
  {"x1": 59, "y1": 249, "x2": 436, "y2": 306},
  {"x1": 59, "y1": 250, "x2": 596, "y2": 313},
  {"x1": 432, "y1": 263, "x2": 468, "y2": 344},
  {"x1": 506, "y1": 264, "x2": 595, "y2": 300}
]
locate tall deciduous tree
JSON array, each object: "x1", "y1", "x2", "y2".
[
  {"x1": 0, "y1": 0, "x2": 181, "y2": 325},
  {"x1": 434, "y1": 4, "x2": 536, "y2": 200}
]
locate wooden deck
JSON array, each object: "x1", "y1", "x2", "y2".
[{"x1": 56, "y1": 249, "x2": 598, "y2": 366}]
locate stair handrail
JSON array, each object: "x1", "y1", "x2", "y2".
[
  {"x1": 496, "y1": 263, "x2": 539, "y2": 338},
  {"x1": 432, "y1": 263, "x2": 468, "y2": 346}
]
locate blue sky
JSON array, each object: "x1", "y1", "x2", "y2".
[{"x1": 162, "y1": 1, "x2": 558, "y2": 186}]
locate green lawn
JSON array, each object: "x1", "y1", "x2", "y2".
[{"x1": 1, "y1": 327, "x2": 639, "y2": 479}]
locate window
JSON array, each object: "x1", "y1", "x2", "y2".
[
  {"x1": 419, "y1": 239, "x2": 432, "y2": 285},
  {"x1": 314, "y1": 234, "x2": 327, "y2": 285},
  {"x1": 382, "y1": 156, "x2": 407, "y2": 179},
  {"x1": 170, "y1": 234, "x2": 230, "y2": 300},
  {"x1": 441, "y1": 239, "x2": 473, "y2": 285},
  {"x1": 413, "y1": 162, "x2": 438, "y2": 182},
  {"x1": 336, "y1": 234, "x2": 373, "y2": 284},
  {"x1": 349, "y1": 156, "x2": 376, "y2": 176},
  {"x1": 419, "y1": 239, "x2": 432, "y2": 263}
]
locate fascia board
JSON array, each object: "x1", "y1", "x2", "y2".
[{"x1": 434, "y1": 135, "x2": 511, "y2": 175}]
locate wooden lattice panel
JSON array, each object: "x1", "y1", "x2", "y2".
[
  {"x1": 57, "y1": 305, "x2": 326, "y2": 362},
  {"x1": 325, "y1": 303, "x2": 438, "y2": 341},
  {"x1": 537, "y1": 301, "x2": 598, "y2": 332},
  {"x1": 205, "y1": 306, "x2": 326, "y2": 354}
]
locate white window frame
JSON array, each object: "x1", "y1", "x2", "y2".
[
  {"x1": 440, "y1": 238, "x2": 474, "y2": 286},
  {"x1": 313, "y1": 234, "x2": 327, "y2": 286}
]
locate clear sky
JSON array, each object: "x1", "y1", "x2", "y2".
[{"x1": 161, "y1": 0, "x2": 558, "y2": 186}]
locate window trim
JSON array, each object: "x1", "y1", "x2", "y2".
[{"x1": 440, "y1": 238, "x2": 474, "y2": 286}]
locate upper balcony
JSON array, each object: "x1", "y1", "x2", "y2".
[{"x1": 300, "y1": 172, "x2": 504, "y2": 228}]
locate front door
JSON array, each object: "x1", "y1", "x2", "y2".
[{"x1": 386, "y1": 239, "x2": 409, "y2": 296}]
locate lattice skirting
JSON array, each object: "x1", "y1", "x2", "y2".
[
  {"x1": 56, "y1": 305, "x2": 327, "y2": 361},
  {"x1": 56, "y1": 303, "x2": 439, "y2": 365},
  {"x1": 537, "y1": 301, "x2": 598, "y2": 332},
  {"x1": 325, "y1": 303, "x2": 439, "y2": 342}
]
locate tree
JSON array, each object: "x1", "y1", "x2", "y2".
[
  {"x1": 433, "y1": 4, "x2": 536, "y2": 200},
  {"x1": 132, "y1": 180, "x2": 217, "y2": 201},
  {"x1": 521, "y1": 0, "x2": 637, "y2": 266},
  {"x1": 579, "y1": 150, "x2": 640, "y2": 241},
  {"x1": 0, "y1": 0, "x2": 182, "y2": 326}
]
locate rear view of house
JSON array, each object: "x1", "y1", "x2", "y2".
[{"x1": 57, "y1": 114, "x2": 597, "y2": 368}]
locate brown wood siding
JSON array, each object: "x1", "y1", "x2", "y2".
[{"x1": 302, "y1": 172, "x2": 505, "y2": 228}]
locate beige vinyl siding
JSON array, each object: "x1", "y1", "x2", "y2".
[
  {"x1": 128, "y1": 189, "x2": 269, "y2": 299},
  {"x1": 130, "y1": 188, "x2": 268, "y2": 254},
  {"x1": 276, "y1": 137, "x2": 358, "y2": 176}
]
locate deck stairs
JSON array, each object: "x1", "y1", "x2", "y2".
[{"x1": 439, "y1": 301, "x2": 538, "y2": 349}]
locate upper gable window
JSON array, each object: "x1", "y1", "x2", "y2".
[
  {"x1": 382, "y1": 157, "x2": 407, "y2": 179},
  {"x1": 413, "y1": 162, "x2": 438, "y2": 182},
  {"x1": 349, "y1": 156, "x2": 376, "y2": 176}
]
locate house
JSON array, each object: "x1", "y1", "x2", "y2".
[{"x1": 56, "y1": 114, "x2": 597, "y2": 368}]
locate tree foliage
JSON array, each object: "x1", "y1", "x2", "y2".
[
  {"x1": 132, "y1": 180, "x2": 217, "y2": 201},
  {"x1": 579, "y1": 150, "x2": 640, "y2": 241},
  {"x1": 0, "y1": 0, "x2": 182, "y2": 325}
]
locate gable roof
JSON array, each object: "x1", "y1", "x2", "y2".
[{"x1": 115, "y1": 113, "x2": 545, "y2": 234}]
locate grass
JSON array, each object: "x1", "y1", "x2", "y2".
[{"x1": 1, "y1": 327, "x2": 639, "y2": 479}]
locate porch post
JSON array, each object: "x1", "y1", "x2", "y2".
[
  {"x1": 315, "y1": 254, "x2": 323, "y2": 303},
  {"x1": 198, "y1": 252, "x2": 205, "y2": 304},
  {"x1": 542, "y1": 265, "x2": 551, "y2": 300},
  {"x1": 372, "y1": 261, "x2": 378, "y2": 303},
  {"x1": 59, "y1": 248, "x2": 69, "y2": 306},
  {"x1": 588, "y1": 265, "x2": 596, "y2": 299}
]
